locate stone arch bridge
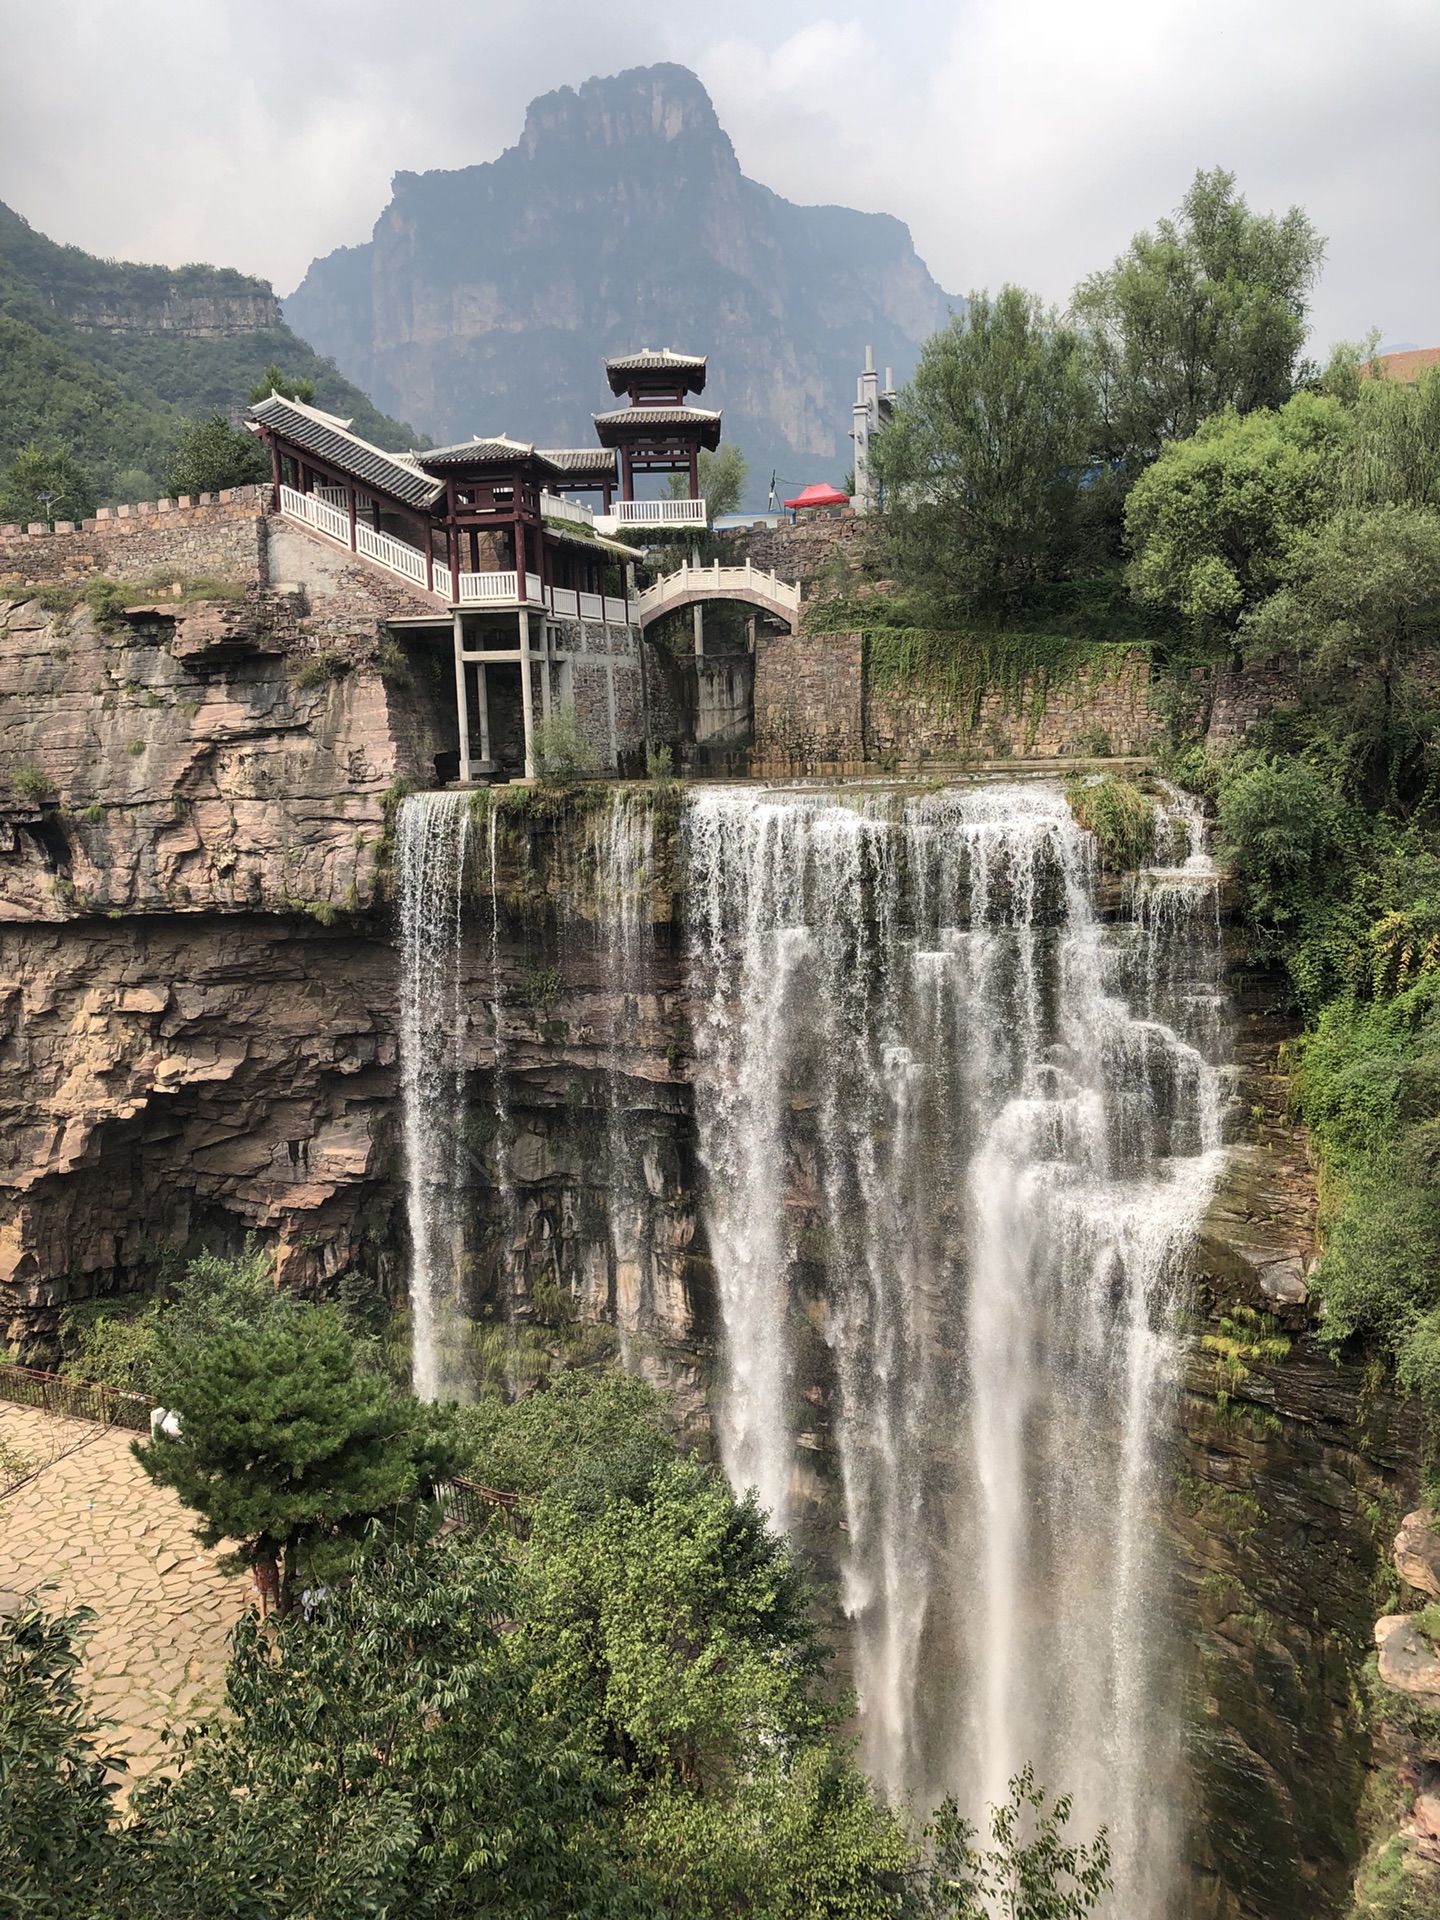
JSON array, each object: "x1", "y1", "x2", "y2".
[{"x1": 631, "y1": 557, "x2": 801, "y2": 633}]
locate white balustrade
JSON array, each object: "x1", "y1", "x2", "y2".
[
  {"x1": 457, "y1": 570, "x2": 519, "y2": 604},
  {"x1": 550, "y1": 587, "x2": 580, "y2": 620},
  {"x1": 526, "y1": 572, "x2": 545, "y2": 605},
  {"x1": 629, "y1": 557, "x2": 801, "y2": 627},
  {"x1": 356, "y1": 519, "x2": 428, "y2": 586},
  {"x1": 540, "y1": 492, "x2": 596, "y2": 530},
  {"x1": 578, "y1": 590, "x2": 605, "y2": 622},
  {"x1": 609, "y1": 497, "x2": 708, "y2": 525},
  {"x1": 603, "y1": 595, "x2": 629, "y2": 624}
]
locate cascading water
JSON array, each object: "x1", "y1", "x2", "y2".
[
  {"x1": 397, "y1": 790, "x2": 472, "y2": 1401},
  {"x1": 396, "y1": 774, "x2": 1227, "y2": 1909},
  {"x1": 684, "y1": 779, "x2": 1227, "y2": 1914}
]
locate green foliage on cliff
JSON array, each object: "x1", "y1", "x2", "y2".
[
  {"x1": 872, "y1": 169, "x2": 1326, "y2": 634},
  {"x1": 0, "y1": 197, "x2": 418, "y2": 508},
  {"x1": 1130, "y1": 359, "x2": 1440, "y2": 1477},
  {"x1": 873, "y1": 286, "x2": 1099, "y2": 614}
]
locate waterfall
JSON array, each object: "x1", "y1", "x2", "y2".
[
  {"x1": 684, "y1": 779, "x2": 1227, "y2": 1913},
  {"x1": 397, "y1": 791, "x2": 472, "y2": 1401}
]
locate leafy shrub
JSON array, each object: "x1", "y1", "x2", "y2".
[
  {"x1": 533, "y1": 705, "x2": 596, "y2": 782},
  {"x1": 1066, "y1": 775, "x2": 1156, "y2": 869},
  {"x1": 10, "y1": 765, "x2": 52, "y2": 800},
  {"x1": 1216, "y1": 755, "x2": 1345, "y2": 927},
  {"x1": 165, "y1": 414, "x2": 269, "y2": 498}
]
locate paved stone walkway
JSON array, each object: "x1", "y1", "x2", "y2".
[{"x1": 0, "y1": 1402, "x2": 250, "y2": 1778}]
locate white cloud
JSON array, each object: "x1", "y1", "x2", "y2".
[{"x1": 0, "y1": 0, "x2": 1434, "y2": 349}]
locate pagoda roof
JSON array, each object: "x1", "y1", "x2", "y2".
[
  {"x1": 537, "y1": 447, "x2": 618, "y2": 480},
  {"x1": 604, "y1": 349, "x2": 707, "y2": 396},
  {"x1": 249, "y1": 394, "x2": 443, "y2": 511},
  {"x1": 417, "y1": 435, "x2": 542, "y2": 470},
  {"x1": 593, "y1": 405, "x2": 722, "y2": 450}
]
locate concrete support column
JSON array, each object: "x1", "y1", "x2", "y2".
[
  {"x1": 452, "y1": 611, "x2": 472, "y2": 785},
  {"x1": 519, "y1": 607, "x2": 536, "y2": 780},
  {"x1": 540, "y1": 624, "x2": 553, "y2": 724},
  {"x1": 474, "y1": 661, "x2": 492, "y2": 766},
  {"x1": 693, "y1": 602, "x2": 705, "y2": 660}
]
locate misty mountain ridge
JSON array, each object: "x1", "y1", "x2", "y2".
[{"x1": 285, "y1": 64, "x2": 960, "y2": 506}]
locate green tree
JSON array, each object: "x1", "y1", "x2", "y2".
[
  {"x1": 135, "y1": 1307, "x2": 459, "y2": 1611},
  {"x1": 1243, "y1": 506, "x2": 1440, "y2": 808},
  {"x1": 1123, "y1": 392, "x2": 1351, "y2": 628},
  {"x1": 1348, "y1": 365, "x2": 1440, "y2": 512},
  {"x1": 0, "y1": 1597, "x2": 122, "y2": 1918},
  {"x1": 247, "y1": 364, "x2": 316, "y2": 407},
  {"x1": 915, "y1": 1769, "x2": 1110, "y2": 1919},
  {"x1": 114, "y1": 1535, "x2": 641, "y2": 1920},
  {"x1": 1075, "y1": 168, "x2": 1325, "y2": 465},
  {"x1": 165, "y1": 413, "x2": 269, "y2": 498},
  {"x1": 0, "y1": 445, "x2": 96, "y2": 527},
  {"x1": 516, "y1": 1450, "x2": 909, "y2": 1917},
  {"x1": 667, "y1": 444, "x2": 748, "y2": 518},
  {"x1": 872, "y1": 286, "x2": 1099, "y2": 611}
]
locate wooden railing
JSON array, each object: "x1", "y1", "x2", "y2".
[
  {"x1": 278, "y1": 486, "x2": 636, "y2": 624},
  {"x1": 0, "y1": 1362, "x2": 151, "y2": 1432},
  {"x1": 437, "y1": 1476, "x2": 531, "y2": 1537}
]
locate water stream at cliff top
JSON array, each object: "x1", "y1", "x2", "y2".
[{"x1": 684, "y1": 779, "x2": 1227, "y2": 1915}]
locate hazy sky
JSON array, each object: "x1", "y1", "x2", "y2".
[{"x1": 3, "y1": 0, "x2": 1437, "y2": 355}]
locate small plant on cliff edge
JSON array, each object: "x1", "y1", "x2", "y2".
[
  {"x1": 1202, "y1": 1307, "x2": 1290, "y2": 1409},
  {"x1": 10, "y1": 765, "x2": 53, "y2": 801},
  {"x1": 533, "y1": 704, "x2": 596, "y2": 783},
  {"x1": 291, "y1": 650, "x2": 352, "y2": 691},
  {"x1": 1065, "y1": 775, "x2": 1156, "y2": 870}
]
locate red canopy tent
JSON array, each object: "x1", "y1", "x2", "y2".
[{"x1": 783, "y1": 482, "x2": 850, "y2": 511}]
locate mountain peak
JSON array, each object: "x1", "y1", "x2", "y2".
[
  {"x1": 286, "y1": 63, "x2": 958, "y2": 504},
  {"x1": 520, "y1": 63, "x2": 730, "y2": 162}
]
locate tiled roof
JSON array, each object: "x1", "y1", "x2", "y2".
[
  {"x1": 605, "y1": 349, "x2": 707, "y2": 396},
  {"x1": 248, "y1": 395, "x2": 444, "y2": 511},
  {"x1": 593, "y1": 405, "x2": 722, "y2": 450},
  {"x1": 416, "y1": 436, "x2": 543, "y2": 469},
  {"x1": 539, "y1": 447, "x2": 617, "y2": 478}
]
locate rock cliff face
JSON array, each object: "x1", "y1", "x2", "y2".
[
  {"x1": 0, "y1": 496, "x2": 458, "y2": 1336},
  {"x1": 285, "y1": 65, "x2": 959, "y2": 504},
  {"x1": 1, "y1": 500, "x2": 1429, "y2": 1913}
]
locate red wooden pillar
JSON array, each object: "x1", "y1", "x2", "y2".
[
  {"x1": 620, "y1": 448, "x2": 634, "y2": 502},
  {"x1": 688, "y1": 446, "x2": 699, "y2": 498},
  {"x1": 268, "y1": 435, "x2": 281, "y2": 509},
  {"x1": 347, "y1": 485, "x2": 357, "y2": 551},
  {"x1": 424, "y1": 520, "x2": 435, "y2": 595}
]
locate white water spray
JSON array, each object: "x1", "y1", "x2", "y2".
[
  {"x1": 397, "y1": 791, "x2": 472, "y2": 1401},
  {"x1": 684, "y1": 779, "x2": 1227, "y2": 1913}
]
